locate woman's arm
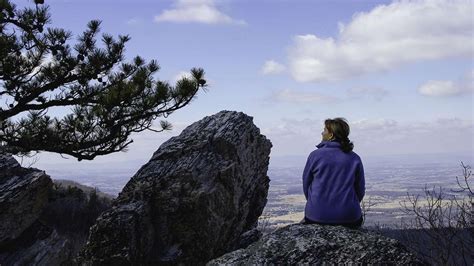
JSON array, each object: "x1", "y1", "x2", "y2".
[
  {"x1": 355, "y1": 160, "x2": 365, "y2": 202},
  {"x1": 302, "y1": 153, "x2": 314, "y2": 201}
]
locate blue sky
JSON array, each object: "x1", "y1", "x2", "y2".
[{"x1": 11, "y1": 0, "x2": 473, "y2": 172}]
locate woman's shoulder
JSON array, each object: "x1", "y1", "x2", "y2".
[
  {"x1": 307, "y1": 149, "x2": 320, "y2": 158},
  {"x1": 307, "y1": 149, "x2": 325, "y2": 161},
  {"x1": 348, "y1": 151, "x2": 363, "y2": 162},
  {"x1": 311, "y1": 147, "x2": 363, "y2": 161}
]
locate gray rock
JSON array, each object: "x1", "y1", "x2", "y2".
[
  {"x1": 0, "y1": 154, "x2": 112, "y2": 265},
  {"x1": 0, "y1": 153, "x2": 52, "y2": 244},
  {"x1": 207, "y1": 223, "x2": 428, "y2": 265},
  {"x1": 0, "y1": 153, "x2": 20, "y2": 172},
  {"x1": 237, "y1": 227, "x2": 262, "y2": 250},
  {"x1": 0, "y1": 220, "x2": 73, "y2": 266},
  {"x1": 18, "y1": 229, "x2": 72, "y2": 266},
  {"x1": 79, "y1": 110, "x2": 272, "y2": 265}
]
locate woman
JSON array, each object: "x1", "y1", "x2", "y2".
[{"x1": 300, "y1": 118, "x2": 365, "y2": 229}]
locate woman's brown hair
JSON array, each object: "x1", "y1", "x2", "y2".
[{"x1": 324, "y1": 117, "x2": 354, "y2": 153}]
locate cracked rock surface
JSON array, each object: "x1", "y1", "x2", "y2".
[{"x1": 79, "y1": 110, "x2": 272, "y2": 265}]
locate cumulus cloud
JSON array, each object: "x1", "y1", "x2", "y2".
[
  {"x1": 270, "y1": 89, "x2": 340, "y2": 104},
  {"x1": 154, "y1": 0, "x2": 245, "y2": 25},
  {"x1": 261, "y1": 60, "x2": 286, "y2": 75},
  {"x1": 418, "y1": 70, "x2": 474, "y2": 97},
  {"x1": 288, "y1": 0, "x2": 473, "y2": 82}
]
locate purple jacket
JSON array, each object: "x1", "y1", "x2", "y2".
[{"x1": 302, "y1": 140, "x2": 365, "y2": 223}]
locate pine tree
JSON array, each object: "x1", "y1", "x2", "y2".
[{"x1": 0, "y1": 0, "x2": 207, "y2": 161}]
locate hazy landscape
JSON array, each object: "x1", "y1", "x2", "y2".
[
  {"x1": 37, "y1": 151, "x2": 473, "y2": 232},
  {"x1": 264, "y1": 162, "x2": 469, "y2": 230}
]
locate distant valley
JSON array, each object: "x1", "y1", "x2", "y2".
[{"x1": 38, "y1": 152, "x2": 472, "y2": 231}]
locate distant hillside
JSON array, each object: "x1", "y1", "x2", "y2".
[{"x1": 52, "y1": 179, "x2": 116, "y2": 200}]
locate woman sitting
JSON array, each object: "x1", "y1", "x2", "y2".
[{"x1": 300, "y1": 117, "x2": 365, "y2": 229}]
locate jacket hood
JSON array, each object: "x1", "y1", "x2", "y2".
[{"x1": 316, "y1": 140, "x2": 341, "y2": 149}]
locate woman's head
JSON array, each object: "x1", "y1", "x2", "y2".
[{"x1": 322, "y1": 118, "x2": 354, "y2": 153}]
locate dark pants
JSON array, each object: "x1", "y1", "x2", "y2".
[{"x1": 301, "y1": 215, "x2": 363, "y2": 229}]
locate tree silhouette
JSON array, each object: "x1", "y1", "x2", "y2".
[
  {"x1": 0, "y1": 0, "x2": 207, "y2": 161},
  {"x1": 397, "y1": 161, "x2": 473, "y2": 265}
]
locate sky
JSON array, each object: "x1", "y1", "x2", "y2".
[{"x1": 9, "y1": 0, "x2": 474, "y2": 174}]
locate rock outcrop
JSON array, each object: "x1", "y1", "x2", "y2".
[
  {"x1": 0, "y1": 220, "x2": 74, "y2": 265},
  {"x1": 79, "y1": 111, "x2": 272, "y2": 265},
  {"x1": 207, "y1": 223, "x2": 428, "y2": 265},
  {"x1": 0, "y1": 153, "x2": 112, "y2": 265},
  {"x1": 0, "y1": 153, "x2": 52, "y2": 244}
]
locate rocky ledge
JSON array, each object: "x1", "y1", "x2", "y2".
[{"x1": 207, "y1": 223, "x2": 428, "y2": 265}]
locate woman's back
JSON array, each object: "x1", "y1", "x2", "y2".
[{"x1": 302, "y1": 140, "x2": 365, "y2": 224}]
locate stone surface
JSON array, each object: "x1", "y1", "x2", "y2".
[
  {"x1": 0, "y1": 220, "x2": 73, "y2": 266},
  {"x1": 79, "y1": 110, "x2": 272, "y2": 265},
  {"x1": 0, "y1": 153, "x2": 52, "y2": 244},
  {"x1": 0, "y1": 153, "x2": 20, "y2": 172},
  {"x1": 236, "y1": 227, "x2": 263, "y2": 250},
  {"x1": 0, "y1": 153, "x2": 112, "y2": 265},
  {"x1": 207, "y1": 223, "x2": 428, "y2": 265}
]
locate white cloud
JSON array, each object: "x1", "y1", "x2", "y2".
[
  {"x1": 288, "y1": 0, "x2": 473, "y2": 82},
  {"x1": 154, "y1": 0, "x2": 246, "y2": 25},
  {"x1": 418, "y1": 70, "x2": 474, "y2": 97},
  {"x1": 261, "y1": 60, "x2": 286, "y2": 75},
  {"x1": 270, "y1": 88, "x2": 340, "y2": 104}
]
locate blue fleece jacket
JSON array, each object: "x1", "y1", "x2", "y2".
[{"x1": 302, "y1": 140, "x2": 365, "y2": 223}]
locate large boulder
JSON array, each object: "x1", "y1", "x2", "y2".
[
  {"x1": 0, "y1": 153, "x2": 52, "y2": 244},
  {"x1": 207, "y1": 223, "x2": 428, "y2": 265},
  {"x1": 79, "y1": 110, "x2": 272, "y2": 265}
]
